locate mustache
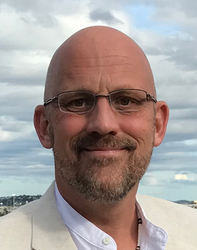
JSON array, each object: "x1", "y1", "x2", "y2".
[{"x1": 71, "y1": 134, "x2": 137, "y2": 153}]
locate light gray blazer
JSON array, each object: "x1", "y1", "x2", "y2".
[{"x1": 0, "y1": 182, "x2": 196, "y2": 250}]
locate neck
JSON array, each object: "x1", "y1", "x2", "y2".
[{"x1": 56, "y1": 178, "x2": 139, "y2": 250}]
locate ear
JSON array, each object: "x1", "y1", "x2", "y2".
[
  {"x1": 154, "y1": 101, "x2": 169, "y2": 147},
  {"x1": 34, "y1": 105, "x2": 52, "y2": 149}
]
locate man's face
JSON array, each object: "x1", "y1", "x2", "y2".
[{"x1": 47, "y1": 54, "x2": 156, "y2": 204}]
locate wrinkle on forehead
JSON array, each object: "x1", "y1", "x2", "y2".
[{"x1": 44, "y1": 26, "x2": 155, "y2": 101}]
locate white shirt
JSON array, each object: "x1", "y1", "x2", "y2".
[{"x1": 55, "y1": 184, "x2": 168, "y2": 250}]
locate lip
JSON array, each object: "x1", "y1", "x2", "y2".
[{"x1": 82, "y1": 148, "x2": 127, "y2": 157}]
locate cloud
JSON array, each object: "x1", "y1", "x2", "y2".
[
  {"x1": 174, "y1": 174, "x2": 193, "y2": 181},
  {"x1": 141, "y1": 174, "x2": 159, "y2": 186},
  {"x1": 89, "y1": 9, "x2": 123, "y2": 24},
  {"x1": 0, "y1": 84, "x2": 44, "y2": 122},
  {"x1": 146, "y1": 37, "x2": 197, "y2": 71},
  {"x1": 172, "y1": 173, "x2": 197, "y2": 185},
  {"x1": 0, "y1": 116, "x2": 33, "y2": 142},
  {"x1": 149, "y1": 0, "x2": 197, "y2": 19}
]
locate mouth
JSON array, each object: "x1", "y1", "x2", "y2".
[
  {"x1": 81, "y1": 147, "x2": 131, "y2": 157},
  {"x1": 73, "y1": 135, "x2": 137, "y2": 156}
]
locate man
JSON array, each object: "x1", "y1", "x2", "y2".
[{"x1": 0, "y1": 26, "x2": 196, "y2": 250}]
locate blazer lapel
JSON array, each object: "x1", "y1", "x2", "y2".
[{"x1": 31, "y1": 181, "x2": 77, "y2": 250}]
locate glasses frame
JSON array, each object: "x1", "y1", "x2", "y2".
[{"x1": 44, "y1": 89, "x2": 157, "y2": 114}]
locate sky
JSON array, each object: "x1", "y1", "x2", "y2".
[{"x1": 0, "y1": 0, "x2": 196, "y2": 201}]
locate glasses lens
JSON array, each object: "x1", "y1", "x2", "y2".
[
  {"x1": 110, "y1": 89, "x2": 147, "y2": 112},
  {"x1": 58, "y1": 92, "x2": 95, "y2": 114}
]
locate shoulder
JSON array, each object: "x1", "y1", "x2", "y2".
[
  {"x1": 137, "y1": 193, "x2": 197, "y2": 218},
  {"x1": 0, "y1": 182, "x2": 56, "y2": 250},
  {"x1": 0, "y1": 199, "x2": 40, "y2": 250},
  {"x1": 0, "y1": 181, "x2": 56, "y2": 226},
  {"x1": 0, "y1": 198, "x2": 39, "y2": 223},
  {"x1": 137, "y1": 194, "x2": 197, "y2": 248}
]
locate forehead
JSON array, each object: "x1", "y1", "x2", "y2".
[
  {"x1": 55, "y1": 55, "x2": 154, "y2": 95},
  {"x1": 45, "y1": 29, "x2": 155, "y2": 98}
]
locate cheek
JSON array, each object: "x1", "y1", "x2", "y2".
[
  {"x1": 120, "y1": 112, "x2": 155, "y2": 144},
  {"x1": 52, "y1": 113, "x2": 87, "y2": 149}
]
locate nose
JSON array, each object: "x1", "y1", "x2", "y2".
[{"x1": 86, "y1": 97, "x2": 120, "y2": 136}]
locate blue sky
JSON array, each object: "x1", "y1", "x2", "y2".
[
  {"x1": 127, "y1": 5, "x2": 181, "y2": 33},
  {"x1": 0, "y1": 0, "x2": 196, "y2": 201}
]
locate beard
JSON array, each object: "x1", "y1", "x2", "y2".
[{"x1": 51, "y1": 131, "x2": 154, "y2": 205}]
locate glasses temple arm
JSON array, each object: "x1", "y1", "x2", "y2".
[
  {"x1": 44, "y1": 96, "x2": 58, "y2": 106},
  {"x1": 147, "y1": 94, "x2": 157, "y2": 103}
]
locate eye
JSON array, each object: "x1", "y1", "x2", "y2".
[
  {"x1": 115, "y1": 97, "x2": 140, "y2": 105},
  {"x1": 70, "y1": 99, "x2": 86, "y2": 107},
  {"x1": 59, "y1": 94, "x2": 94, "y2": 114},
  {"x1": 119, "y1": 98, "x2": 132, "y2": 105},
  {"x1": 64, "y1": 98, "x2": 92, "y2": 108}
]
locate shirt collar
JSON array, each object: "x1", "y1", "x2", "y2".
[
  {"x1": 135, "y1": 196, "x2": 168, "y2": 249},
  {"x1": 55, "y1": 183, "x2": 168, "y2": 249},
  {"x1": 55, "y1": 183, "x2": 116, "y2": 249}
]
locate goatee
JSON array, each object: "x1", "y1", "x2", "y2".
[{"x1": 52, "y1": 132, "x2": 153, "y2": 205}]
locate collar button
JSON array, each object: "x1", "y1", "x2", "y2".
[{"x1": 103, "y1": 236, "x2": 111, "y2": 245}]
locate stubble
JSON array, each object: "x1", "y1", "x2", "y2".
[{"x1": 51, "y1": 131, "x2": 154, "y2": 205}]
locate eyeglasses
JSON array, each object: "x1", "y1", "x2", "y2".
[{"x1": 44, "y1": 89, "x2": 157, "y2": 115}]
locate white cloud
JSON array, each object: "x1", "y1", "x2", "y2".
[
  {"x1": 0, "y1": 116, "x2": 33, "y2": 142},
  {"x1": 174, "y1": 174, "x2": 195, "y2": 182}
]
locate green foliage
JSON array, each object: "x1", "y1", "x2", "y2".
[{"x1": 0, "y1": 208, "x2": 10, "y2": 217}]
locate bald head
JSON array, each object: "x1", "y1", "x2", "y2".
[
  {"x1": 35, "y1": 26, "x2": 169, "y2": 205},
  {"x1": 44, "y1": 26, "x2": 155, "y2": 100}
]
